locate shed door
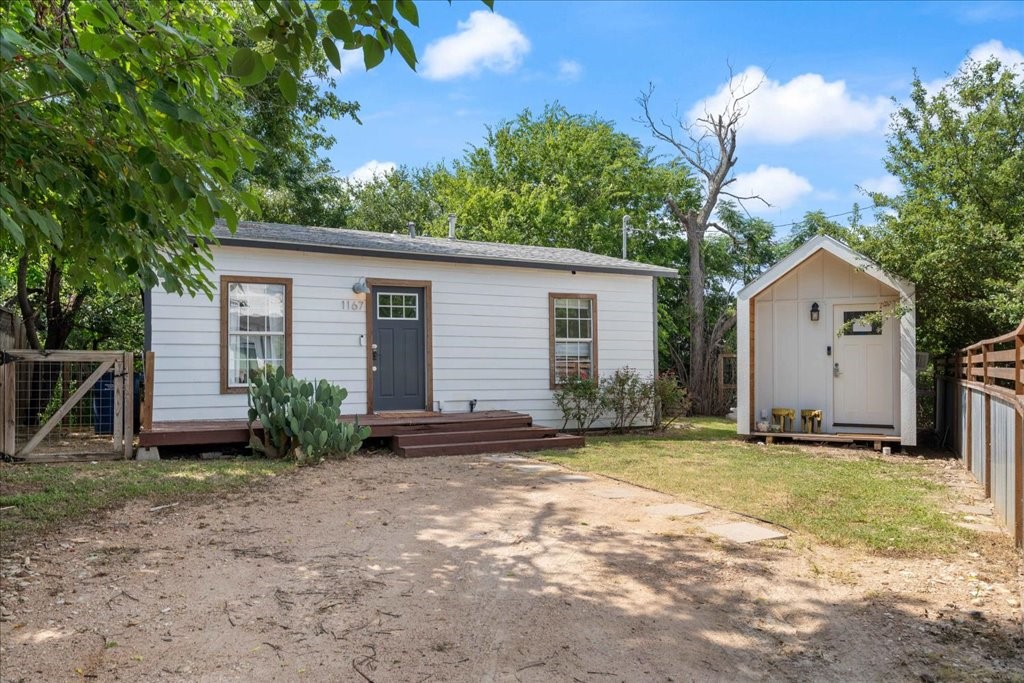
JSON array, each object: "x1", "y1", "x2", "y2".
[
  {"x1": 372, "y1": 287, "x2": 427, "y2": 412},
  {"x1": 832, "y1": 306, "x2": 896, "y2": 428}
]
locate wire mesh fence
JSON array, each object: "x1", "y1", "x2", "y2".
[{"x1": 1, "y1": 351, "x2": 133, "y2": 461}]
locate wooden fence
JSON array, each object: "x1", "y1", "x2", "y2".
[
  {"x1": 935, "y1": 319, "x2": 1024, "y2": 546},
  {"x1": 1, "y1": 350, "x2": 134, "y2": 462},
  {"x1": 0, "y1": 307, "x2": 27, "y2": 350}
]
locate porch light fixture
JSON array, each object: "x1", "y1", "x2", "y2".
[
  {"x1": 810, "y1": 302, "x2": 820, "y2": 322},
  {"x1": 352, "y1": 280, "x2": 370, "y2": 297}
]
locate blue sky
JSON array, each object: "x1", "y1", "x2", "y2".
[{"x1": 320, "y1": 0, "x2": 1024, "y2": 235}]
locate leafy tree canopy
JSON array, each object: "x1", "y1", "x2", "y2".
[
  {"x1": 862, "y1": 58, "x2": 1024, "y2": 355},
  {"x1": 1, "y1": 0, "x2": 443, "y2": 299}
]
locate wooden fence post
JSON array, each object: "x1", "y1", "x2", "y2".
[
  {"x1": 1015, "y1": 325, "x2": 1023, "y2": 546},
  {"x1": 983, "y1": 343, "x2": 992, "y2": 497},
  {"x1": 2, "y1": 363, "x2": 15, "y2": 456},
  {"x1": 123, "y1": 352, "x2": 134, "y2": 459}
]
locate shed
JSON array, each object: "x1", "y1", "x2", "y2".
[
  {"x1": 142, "y1": 221, "x2": 677, "y2": 451},
  {"x1": 736, "y1": 235, "x2": 916, "y2": 445}
]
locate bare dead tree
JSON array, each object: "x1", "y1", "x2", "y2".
[{"x1": 639, "y1": 71, "x2": 767, "y2": 414}]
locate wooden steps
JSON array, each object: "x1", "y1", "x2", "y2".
[
  {"x1": 138, "y1": 410, "x2": 585, "y2": 457},
  {"x1": 394, "y1": 434, "x2": 585, "y2": 458},
  {"x1": 388, "y1": 412, "x2": 584, "y2": 457}
]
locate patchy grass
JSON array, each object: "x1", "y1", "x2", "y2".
[
  {"x1": 0, "y1": 459, "x2": 293, "y2": 549},
  {"x1": 538, "y1": 418, "x2": 973, "y2": 556}
]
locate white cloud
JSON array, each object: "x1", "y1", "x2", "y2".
[
  {"x1": 729, "y1": 165, "x2": 813, "y2": 211},
  {"x1": 557, "y1": 59, "x2": 583, "y2": 82},
  {"x1": 420, "y1": 11, "x2": 530, "y2": 81},
  {"x1": 347, "y1": 160, "x2": 396, "y2": 184},
  {"x1": 925, "y1": 40, "x2": 1024, "y2": 93},
  {"x1": 858, "y1": 173, "x2": 902, "y2": 197},
  {"x1": 688, "y1": 66, "x2": 892, "y2": 144}
]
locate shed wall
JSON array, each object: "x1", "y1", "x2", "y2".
[
  {"x1": 150, "y1": 246, "x2": 656, "y2": 427},
  {"x1": 750, "y1": 250, "x2": 901, "y2": 434}
]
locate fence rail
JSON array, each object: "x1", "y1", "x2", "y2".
[{"x1": 935, "y1": 319, "x2": 1024, "y2": 546}]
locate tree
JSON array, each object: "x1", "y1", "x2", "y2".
[
  {"x1": 1, "y1": 0, "x2": 447, "y2": 349},
  {"x1": 236, "y1": 30, "x2": 360, "y2": 228},
  {"x1": 429, "y1": 104, "x2": 696, "y2": 259},
  {"x1": 862, "y1": 58, "x2": 1024, "y2": 356},
  {"x1": 639, "y1": 78, "x2": 770, "y2": 414},
  {"x1": 344, "y1": 165, "x2": 442, "y2": 233},
  {"x1": 776, "y1": 208, "x2": 859, "y2": 257}
]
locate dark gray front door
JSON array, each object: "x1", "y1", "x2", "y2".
[{"x1": 372, "y1": 286, "x2": 426, "y2": 411}]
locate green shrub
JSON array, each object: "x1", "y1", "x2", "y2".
[
  {"x1": 601, "y1": 367, "x2": 655, "y2": 433},
  {"x1": 653, "y1": 371, "x2": 690, "y2": 430},
  {"x1": 247, "y1": 366, "x2": 369, "y2": 465},
  {"x1": 552, "y1": 375, "x2": 604, "y2": 432}
]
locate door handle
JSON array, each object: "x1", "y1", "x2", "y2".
[
  {"x1": 833, "y1": 362, "x2": 840, "y2": 377},
  {"x1": 371, "y1": 343, "x2": 378, "y2": 362}
]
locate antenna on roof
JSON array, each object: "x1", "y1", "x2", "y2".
[
  {"x1": 448, "y1": 213, "x2": 457, "y2": 240},
  {"x1": 407, "y1": 221, "x2": 416, "y2": 238},
  {"x1": 622, "y1": 215, "x2": 632, "y2": 260}
]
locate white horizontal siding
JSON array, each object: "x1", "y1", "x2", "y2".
[{"x1": 151, "y1": 246, "x2": 657, "y2": 427}]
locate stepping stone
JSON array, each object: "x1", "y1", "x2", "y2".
[
  {"x1": 707, "y1": 521, "x2": 787, "y2": 544},
  {"x1": 591, "y1": 487, "x2": 641, "y2": 499},
  {"x1": 645, "y1": 503, "x2": 706, "y2": 518},
  {"x1": 956, "y1": 521, "x2": 1004, "y2": 534},
  {"x1": 510, "y1": 464, "x2": 559, "y2": 473},
  {"x1": 544, "y1": 474, "x2": 593, "y2": 483},
  {"x1": 955, "y1": 504, "x2": 993, "y2": 516},
  {"x1": 483, "y1": 454, "x2": 534, "y2": 463}
]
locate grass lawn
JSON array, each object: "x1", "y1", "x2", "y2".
[
  {"x1": 538, "y1": 417, "x2": 973, "y2": 556},
  {"x1": 0, "y1": 458, "x2": 294, "y2": 550}
]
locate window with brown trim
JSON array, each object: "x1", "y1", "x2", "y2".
[
  {"x1": 549, "y1": 293, "x2": 598, "y2": 387},
  {"x1": 220, "y1": 276, "x2": 292, "y2": 394}
]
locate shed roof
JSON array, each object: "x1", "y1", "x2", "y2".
[
  {"x1": 736, "y1": 235, "x2": 914, "y2": 301},
  {"x1": 209, "y1": 221, "x2": 679, "y2": 278}
]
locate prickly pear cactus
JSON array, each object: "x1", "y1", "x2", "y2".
[{"x1": 247, "y1": 367, "x2": 369, "y2": 464}]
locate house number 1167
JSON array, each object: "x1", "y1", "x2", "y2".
[{"x1": 340, "y1": 300, "x2": 365, "y2": 312}]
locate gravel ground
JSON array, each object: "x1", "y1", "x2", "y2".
[{"x1": 1, "y1": 453, "x2": 1022, "y2": 682}]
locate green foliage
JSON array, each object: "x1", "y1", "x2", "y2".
[
  {"x1": 862, "y1": 58, "x2": 1024, "y2": 355},
  {"x1": 247, "y1": 366, "x2": 369, "y2": 465},
  {"x1": 552, "y1": 376, "x2": 604, "y2": 432},
  {"x1": 428, "y1": 103, "x2": 696, "y2": 258},
  {"x1": 344, "y1": 166, "x2": 442, "y2": 233},
  {"x1": 776, "y1": 207, "x2": 862, "y2": 258},
  {"x1": 652, "y1": 371, "x2": 690, "y2": 430},
  {"x1": 1, "y1": 0, "x2": 432, "y2": 301},
  {"x1": 600, "y1": 367, "x2": 656, "y2": 433}
]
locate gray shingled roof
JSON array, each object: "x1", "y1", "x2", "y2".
[{"x1": 210, "y1": 221, "x2": 679, "y2": 278}]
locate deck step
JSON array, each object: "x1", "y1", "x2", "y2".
[
  {"x1": 395, "y1": 434, "x2": 585, "y2": 458},
  {"x1": 394, "y1": 427, "x2": 557, "y2": 447},
  {"x1": 383, "y1": 415, "x2": 533, "y2": 437}
]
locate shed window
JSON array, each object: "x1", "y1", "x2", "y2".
[
  {"x1": 221, "y1": 277, "x2": 291, "y2": 393},
  {"x1": 550, "y1": 294, "x2": 597, "y2": 386}
]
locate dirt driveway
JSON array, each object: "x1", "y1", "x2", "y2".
[{"x1": 1, "y1": 454, "x2": 1022, "y2": 682}]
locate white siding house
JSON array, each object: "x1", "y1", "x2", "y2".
[
  {"x1": 146, "y1": 221, "x2": 676, "y2": 428},
  {"x1": 736, "y1": 236, "x2": 917, "y2": 445}
]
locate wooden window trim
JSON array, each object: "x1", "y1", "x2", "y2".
[
  {"x1": 549, "y1": 293, "x2": 598, "y2": 389},
  {"x1": 364, "y1": 278, "x2": 433, "y2": 413},
  {"x1": 220, "y1": 275, "x2": 293, "y2": 395}
]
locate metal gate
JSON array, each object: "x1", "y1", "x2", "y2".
[{"x1": 0, "y1": 350, "x2": 133, "y2": 462}]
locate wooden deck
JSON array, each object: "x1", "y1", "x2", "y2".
[
  {"x1": 137, "y1": 410, "x2": 584, "y2": 456},
  {"x1": 750, "y1": 431, "x2": 902, "y2": 449}
]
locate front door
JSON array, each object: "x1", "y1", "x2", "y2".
[
  {"x1": 832, "y1": 305, "x2": 895, "y2": 428},
  {"x1": 372, "y1": 286, "x2": 426, "y2": 411}
]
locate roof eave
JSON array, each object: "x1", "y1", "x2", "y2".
[{"x1": 213, "y1": 236, "x2": 681, "y2": 279}]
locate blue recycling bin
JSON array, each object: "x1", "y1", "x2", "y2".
[{"x1": 92, "y1": 371, "x2": 115, "y2": 435}]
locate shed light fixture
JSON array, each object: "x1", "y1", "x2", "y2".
[
  {"x1": 352, "y1": 280, "x2": 370, "y2": 297},
  {"x1": 810, "y1": 302, "x2": 820, "y2": 322}
]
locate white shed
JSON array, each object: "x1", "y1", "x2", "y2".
[
  {"x1": 736, "y1": 236, "x2": 917, "y2": 446},
  {"x1": 142, "y1": 221, "x2": 676, "y2": 447}
]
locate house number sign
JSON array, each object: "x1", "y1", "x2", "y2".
[{"x1": 340, "y1": 299, "x2": 365, "y2": 312}]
